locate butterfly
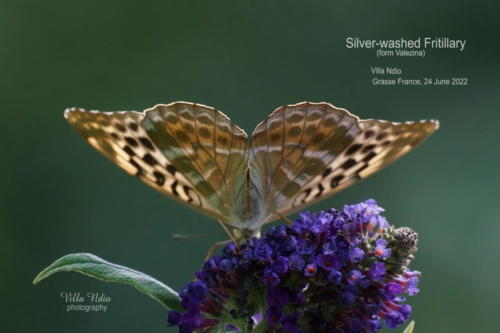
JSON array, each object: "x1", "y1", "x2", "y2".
[{"x1": 65, "y1": 101, "x2": 438, "y2": 250}]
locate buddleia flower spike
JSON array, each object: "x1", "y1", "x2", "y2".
[{"x1": 167, "y1": 199, "x2": 421, "y2": 333}]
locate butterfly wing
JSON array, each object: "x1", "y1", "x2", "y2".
[
  {"x1": 141, "y1": 102, "x2": 249, "y2": 225},
  {"x1": 64, "y1": 102, "x2": 249, "y2": 225},
  {"x1": 250, "y1": 102, "x2": 438, "y2": 224}
]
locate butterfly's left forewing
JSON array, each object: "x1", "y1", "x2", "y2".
[{"x1": 250, "y1": 102, "x2": 438, "y2": 225}]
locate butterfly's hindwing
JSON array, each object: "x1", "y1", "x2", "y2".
[
  {"x1": 141, "y1": 103, "x2": 249, "y2": 225},
  {"x1": 249, "y1": 102, "x2": 362, "y2": 223}
]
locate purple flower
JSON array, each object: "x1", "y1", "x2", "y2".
[
  {"x1": 223, "y1": 242, "x2": 237, "y2": 255},
  {"x1": 254, "y1": 243, "x2": 272, "y2": 261},
  {"x1": 384, "y1": 310, "x2": 404, "y2": 329},
  {"x1": 322, "y1": 241, "x2": 337, "y2": 254},
  {"x1": 408, "y1": 277, "x2": 420, "y2": 295},
  {"x1": 167, "y1": 310, "x2": 181, "y2": 326},
  {"x1": 271, "y1": 256, "x2": 289, "y2": 275},
  {"x1": 317, "y1": 253, "x2": 336, "y2": 270},
  {"x1": 350, "y1": 247, "x2": 365, "y2": 263},
  {"x1": 370, "y1": 262, "x2": 386, "y2": 281},
  {"x1": 347, "y1": 269, "x2": 364, "y2": 286},
  {"x1": 328, "y1": 269, "x2": 342, "y2": 283},
  {"x1": 304, "y1": 263, "x2": 317, "y2": 276},
  {"x1": 289, "y1": 253, "x2": 305, "y2": 270},
  {"x1": 179, "y1": 281, "x2": 207, "y2": 310},
  {"x1": 219, "y1": 258, "x2": 236, "y2": 271},
  {"x1": 374, "y1": 238, "x2": 392, "y2": 259},
  {"x1": 251, "y1": 312, "x2": 262, "y2": 325},
  {"x1": 369, "y1": 317, "x2": 382, "y2": 331},
  {"x1": 385, "y1": 282, "x2": 404, "y2": 299},
  {"x1": 168, "y1": 200, "x2": 421, "y2": 332},
  {"x1": 296, "y1": 239, "x2": 316, "y2": 255},
  {"x1": 265, "y1": 305, "x2": 282, "y2": 326},
  {"x1": 189, "y1": 281, "x2": 207, "y2": 298},
  {"x1": 263, "y1": 269, "x2": 280, "y2": 287}
]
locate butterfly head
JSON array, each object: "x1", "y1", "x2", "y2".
[{"x1": 232, "y1": 228, "x2": 262, "y2": 244}]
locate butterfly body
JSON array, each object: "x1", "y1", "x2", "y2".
[{"x1": 65, "y1": 101, "x2": 438, "y2": 243}]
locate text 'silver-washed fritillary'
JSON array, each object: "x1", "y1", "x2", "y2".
[{"x1": 65, "y1": 101, "x2": 438, "y2": 249}]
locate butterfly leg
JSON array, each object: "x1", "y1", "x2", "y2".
[
  {"x1": 204, "y1": 240, "x2": 231, "y2": 262},
  {"x1": 216, "y1": 219, "x2": 240, "y2": 250},
  {"x1": 274, "y1": 211, "x2": 293, "y2": 225}
]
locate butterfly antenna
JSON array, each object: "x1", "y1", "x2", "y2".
[
  {"x1": 274, "y1": 211, "x2": 293, "y2": 225},
  {"x1": 216, "y1": 219, "x2": 240, "y2": 250},
  {"x1": 172, "y1": 232, "x2": 222, "y2": 241}
]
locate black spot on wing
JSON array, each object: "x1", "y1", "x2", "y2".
[
  {"x1": 125, "y1": 137, "x2": 138, "y2": 147},
  {"x1": 166, "y1": 164, "x2": 177, "y2": 175},
  {"x1": 330, "y1": 175, "x2": 344, "y2": 188},
  {"x1": 183, "y1": 185, "x2": 194, "y2": 203},
  {"x1": 376, "y1": 132, "x2": 388, "y2": 140},
  {"x1": 171, "y1": 180, "x2": 179, "y2": 196},
  {"x1": 143, "y1": 153, "x2": 158, "y2": 166},
  {"x1": 346, "y1": 144, "x2": 362, "y2": 155},
  {"x1": 363, "y1": 152, "x2": 377, "y2": 163},
  {"x1": 341, "y1": 159, "x2": 357, "y2": 170},
  {"x1": 355, "y1": 165, "x2": 369, "y2": 179},
  {"x1": 301, "y1": 188, "x2": 312, "y2": 203},
  {"x1": 128, "y1": 122, "x2": 139, "y2": 132},
  {"x1": 322, "y1": 167, "x2": 332, "y2": 178},
  {"x1": 314, "y1": 183, "x2": 325, "y2": 198},
  {"x1": 153, "y1": 171, "x2": 165, "y2": 185},
  {"x1": 123, "y1": 146, "x2": 135, "y2": 156},
  {"x1": 115, "y1": 123, "x2": 126, "y2": 133},
  {"x1": 130, "y1": 159, "x2": 143, "y2": 177},
  {"x1": 364, "y1": 130, "x2": 374, "y2": 139},
  {"x1": 362, "y1": 144, "x2": 376, "y2": 153},
  {"x1": 140, "y1": 137, "x2": 155, "y2": 151}
]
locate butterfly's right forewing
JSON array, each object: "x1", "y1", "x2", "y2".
[{"x1": 250, "y1": 102, "x2": 438, "y2": 225}]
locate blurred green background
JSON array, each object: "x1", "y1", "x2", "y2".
[{"x1": 2, "y1": 1, "x2": 499, "y2": 332}]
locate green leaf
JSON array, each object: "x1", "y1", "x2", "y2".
[
  {"x1": 402, "y1": 321, "x2": 415, "y2": 333},
  {"x1": 33, "y1": 253, "x2": 182, "y2": 311}
]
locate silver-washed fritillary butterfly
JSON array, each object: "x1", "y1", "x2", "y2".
[{"x1": 65, "y1": 101, "x2": 438, "y2": 248}]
